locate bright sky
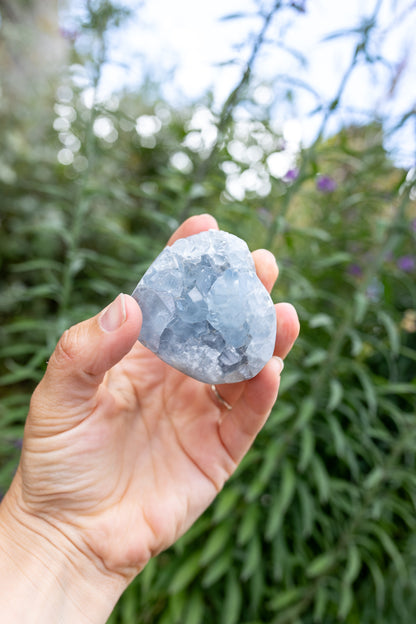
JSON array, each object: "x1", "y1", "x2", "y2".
[{"x1": 68, "y1": 0, "x2": 416, "y2": 166}]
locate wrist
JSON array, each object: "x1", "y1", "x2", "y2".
[{"x1": 0, "y1": 479, "x2": 127, "y2": 624}]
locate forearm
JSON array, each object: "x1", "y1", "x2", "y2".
[{"x1": 0, "y1": 485, "x2": 125, "y2": 624}]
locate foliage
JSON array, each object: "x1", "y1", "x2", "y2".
[{"x1": 0, "y1": 1, "x2": 416, "y2": 622}]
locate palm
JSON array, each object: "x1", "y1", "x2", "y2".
[
  {"x1": 20, "y1": 216, "x2": 299, "y2": 579},
  {"x1": 71, "y1": 343, "x2": 241, "y2": 572}
]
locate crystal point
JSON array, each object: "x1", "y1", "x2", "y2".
[{"x1": 132, "y1": 230, "x2": 276, "y2": 384}]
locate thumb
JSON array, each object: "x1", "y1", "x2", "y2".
[{"x1": 31, "y1": 294, "x2": 142, "y2": 422}]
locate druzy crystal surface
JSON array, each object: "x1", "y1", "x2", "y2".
[{"x1": 132, "y1": 230, "x2": 276, "y2": 384}]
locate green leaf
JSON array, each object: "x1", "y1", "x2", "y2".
[
  {"x1": 327, "y1": 379, "x2": 343, "y2": 411},
  {"x1": 200, "y1": 521, "x2": 231, "y2": 566},
  {"x1": 298, "y1": 426, "x2": 315, "y2": 472},
  {"x1": 11, "y1": 258, "x2": 62, "y2": 272},
  {"x1": 347, "y1": 329, "x2": 363, "y2": 357},
  {"x1": 201, "y1": 548, "x2": 232, "y2": 587},
  {"x1": 366, "y1": 558, "x2": 385, "y2": 611},
  {"x1": 1, "y1": 318, "x2": 52, "y2": 334},
  {"x1": 368, "y1": 522, "x2": 406, "y2": 578},
  {"x1": 120, "y1": 580, "x2": 140, "y2": 622},
  {"x1": 249, "y1": 562, "x2": 265, "y2": 614},
  {"x1": 377, "y1": 310, "x2": 400, "y2": 355},
  {"x1": 268, "y1": 587, "x2": 304, "y2": 611},
  {"x1": 221, "y1": 570, "x2": 242, "y2": 624},
  {"x1": 0, "y1": 368, "x2": 41, "y2": 386},
  {"x1": 343, "y1": 545, "x2": 361, "y2": 584},
  {"x1": 0, "y1": 343, "x2": 45, "y2": 358},
  {"x1": 306, "y1": 551, "x2": 337, "y2": 578},
  {"x1": 246, "y1": 438, "x2": 285, "y2": 501},
  {"x1": 309, "y1": 313, "x2": 333, "y2": 329},
  {"x1": 168, "y1": 591, "x2": 186, "y2": 623},
  {"x1": 241, "y1": 534, "x2": 262, "y2": 581},
  {"x1": 174, "y1": 517, "x2": 211, "y2": 552},
  {"x1": 313, "y1": 584, "x2": 329, "y2": 622},
  {"x1": 295, "y1": 397, "x2": 316, "y2": 431},
  {"x1": 212, "y1": 486, "x2": 240, "y2": 523},
  {"x1": 184, "y1": 589, "x2": 205, "y2": 624},
  {"x1": 296, "y1": 480, "x2": 315, "y2": 538},
  {"x1": 304, "y1": 349, "x2": 327, "y2": 368},
  {"x1": 363, "y1": 466, "x2": 384, "y2": 490},
  {"x1": 168, "y1": 551, "x2": 202, "y2": 594},
  {"x1": 338, "y1": 583, "x2": 353, "y2": 619},
  {"x1": 265, "y1": 460, "x2": 296, "y2": 540},
  {"x1": 351, "y1": 362, "x2": 377, "y2": 414},
  {"x1": 354, "y1": 291, "x2": 369, "y2": 323},
  {"x1": 294, "y1": 226, "x2": 331, "y2": 242},
  {"x1": 278, "y1": 372, "x2": 303, "y2": 396},
  {"x1": 267, "y1": 402, "x2": 296, "y2": 429},
  {"x1": 313, "y1": 251, "x2": 351, "y2": 268},
  {"x1": 139, "y1": 557, "x2": 157, "y2": 594},
  {"x1": 311, "y1": 456, "x2": 330, "y2": 503},
  {"x1": 237, "y1": 504, "x2": 260, "y2": 546},
  {"x1": 377, "y1": 383, "x2": 416, "y2": 396},
  {"x1": 327, "y1": 414, "x2": 346, "y2": 457}
]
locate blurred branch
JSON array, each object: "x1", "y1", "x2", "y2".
[{"x1": 180, "y1": 2, "x2": 283, "y2": 221}]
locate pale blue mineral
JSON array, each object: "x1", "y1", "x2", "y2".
[{"x1": 132, "y1": 230, "x2": 276, "y2": 384}]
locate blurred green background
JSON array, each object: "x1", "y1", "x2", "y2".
[{"x1": 1, "y1": 1, "x2": 415, "y2": 622}]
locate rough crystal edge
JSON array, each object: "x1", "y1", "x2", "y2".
[{"x1": 132, "y1": 229, "x2": 276, "y2": 384}]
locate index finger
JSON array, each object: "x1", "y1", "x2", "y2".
[{"x1": 167, "y1": 214, "x2": 219, "y2": 246}]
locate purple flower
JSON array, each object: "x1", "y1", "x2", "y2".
[
  {"x1": 397, "y1": 255, "x2": 415, "y2": 272},
  {"x1": 284, "y1": 168, "x2": 299, "y2": 182},
  {"x1": 348, "y1": 263, "x2": 363, "y2": 278},
  {"x1": 316, "y1": 175, "x2": 337, "y2": 193}
]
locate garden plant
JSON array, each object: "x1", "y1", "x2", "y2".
[{"x1": 0, "y1": 1, "x2": 415, "y2": 622}]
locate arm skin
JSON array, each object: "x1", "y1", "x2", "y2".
[{"x1": 0, "y1": 214, "x2": 299, "y2": 624}]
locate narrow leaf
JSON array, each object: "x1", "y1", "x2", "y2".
[
  {"x1": 184, "y1": 589, "x2": 204, "y2": 624},
  {"x1": 265, "y1": 460, "x2": 296, "y2": 540},
  {"x1": 241, "y1": 534, "x2": 261, "y2": 581},
  {"x1": 221, "y1": 570, "x2": 242, "y2": 624},
  {"x1": 306, "y1": 551, "x2": 337, "y2": 578},
  {"x1": 343, "y1": 545, "x2": 361, "y2": 584},
  {"x1": 328, "y1": 379, "x2": 343, "y2": 411},
  {"x1": 168, "y1": 551, "x2": 201, "y2": 594},
  {"x1": 200, "y1": 522, "x2": 231, "y2": 566},
  {"x1": 201, "y1": 549, "x2": 232, "y2": 587}
]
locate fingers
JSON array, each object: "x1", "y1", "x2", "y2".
[
  {"x1": 208, "y1": 300, "x2": 299, "y2": 407},
  {"x1": 165, "y1": 215, "x2": 299, "y2": 464},
  {"x1": 31, "y1": 295, "x2": 142, "y2": 429},
  {"x1": 215, "y1": 302, "x2": 299, "y2": 463},
  {"x1": 219, "y1": 357, "x2": 283, "y2": 463},
  {"x1": 274, "y1": 302, "x2": 300, "y2": 358},
  {"x1": 252, "y1": 249, "x2": 278, "y2": 293},
  {"x1": 167, "y1": 214, "x2": 219, "y2": 246}
]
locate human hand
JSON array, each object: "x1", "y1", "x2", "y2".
[{"x1": 0, "y1": 214, "x2": 299, "y2": 622}]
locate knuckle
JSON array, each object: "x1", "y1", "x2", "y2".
[{"x1": 53, "y1": 327, "x2": 80, "y2": 368}]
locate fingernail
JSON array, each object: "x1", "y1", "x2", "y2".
[
  {"x1": 273, "y1": 356, "x2": 284, "y2": 376},
  {"x1": 99, "y1": 294, "x2": 126, "y2": 332}
]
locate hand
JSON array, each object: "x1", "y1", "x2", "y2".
[{"x1": 0, "y1": 214, "x2": 299, "y2": 622}]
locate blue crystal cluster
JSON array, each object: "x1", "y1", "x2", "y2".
[{"x1": 132, "y1": 230, "x2": 276, "y2": 384}]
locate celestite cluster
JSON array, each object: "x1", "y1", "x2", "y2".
[{"x1": 132, "y1": 230, "x2": 276, "y2": 384}]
